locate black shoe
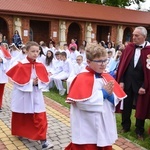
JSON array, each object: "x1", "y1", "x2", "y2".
[
  {"x1": 120, "y1": 128, "x2": 130, "y2": 133},
  {"x1": 0, "y1": 108, "x2": 2, "y2": 112},
  {"x1": 42, "y1": 141, "x2": 54, "y2": 149},
  {"x1": 137, "y1": 134, "x2": 144, "y2": 141}
]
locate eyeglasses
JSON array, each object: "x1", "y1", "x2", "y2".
[{"x1": 91, "y1": 59, "x2": 108, "y2": 65}]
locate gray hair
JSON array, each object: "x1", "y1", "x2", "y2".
[{"x1": 135, "y1": 26, "x2": 147, "y2": 37}]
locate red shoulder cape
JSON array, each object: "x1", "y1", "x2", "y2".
[
  {"x1": 67, "y1": 67, "x2": 126, "y2": 101},
  {"x1": 6, "y1": 62, "x2": 49, "y2": 85},
  {"x1": 0, "y1": 46, "x2": 11, "y2": 59}
]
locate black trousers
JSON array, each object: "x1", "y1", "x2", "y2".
[{"x1": 122, "y1": 86, "x2": 145, "y2": 135}]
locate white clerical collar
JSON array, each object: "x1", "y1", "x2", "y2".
[
  {"x1": 140, "y1": 41, "x2": 147, "y2": 48},
  {"x1": 140, "y1": 42, "x2": 145, "y2": 47}
]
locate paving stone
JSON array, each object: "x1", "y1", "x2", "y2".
[{"x1": 59, "y1": 138, "x2": 71, "y2": 144}]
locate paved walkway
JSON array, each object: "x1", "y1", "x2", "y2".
[{"x1": 0, "y1": 83, "x2": 146, "y2": 150}]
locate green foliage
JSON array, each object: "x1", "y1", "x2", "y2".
[{"x1": 75, "y1": 0, "x2": 146, "y2": 8}]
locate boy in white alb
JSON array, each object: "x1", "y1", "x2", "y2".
[
  {"x1": 69, "y1": 46, "x2": 80, "y2": 64},
  {"x1": 65, "y1": 44, "x2": 126, "y2": 150},
  {"x1": 66, "y1": 55, "x2": 85, "y2": 94},
  {"x1": 48, "y1": 51, "x2": 63, "y2": 89},
  {"x1": 79, "y1": 45, "x2": 87, "y2": 66},
  {"x1": 62, "y1": 44, "x2": 70, "y2": 59},
  {"x1": 53, "y1": 51, "x2": 73, "y2": 95},
  {"x1": 6, "y1": 41, "x2": 53, "y2": 149}
]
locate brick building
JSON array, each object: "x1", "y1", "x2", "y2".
[{"x1": 0, "y1": 0, "x2": 150, "y2": 47}]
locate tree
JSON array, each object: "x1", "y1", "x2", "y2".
[{"x1": 75, "y1": 0, "x2": 146, "y2": 8}]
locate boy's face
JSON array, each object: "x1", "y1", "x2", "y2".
[
  {"x1": 49, "y1": 44, "x2": 53, "y2": 48},
  {"x1": 27, "y1": 46, "x2": 40, "y2": 60},
  {"x1": 76, "y1": 56, "x2": 83, "y2": 65},
  {"x1": 87, "y1": 56, "x2": 108, "y2": 73},
  {"x1": 60, "y1": 55, "x2": 66, "y2": 61},
  {"x1": 63, "y1": 45, "x2": 68, "y2": 50},
  {"x1": 55, "y1": 54, "x2": 60, "y2": 60}
]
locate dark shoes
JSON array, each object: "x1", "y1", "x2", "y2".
[
  {"x1": 120, "y1": 128, "x2": 130, "y2": 133},
  {"x1": 120, "y1": 129, "x2": 144, "y2": 140},
  {"x1": 41, "y1": 140, "x2": 54, "y2": 150},
  {"x1": 136, "y1": 134, "x2": 144, "y2": 141},
  {"x1": 0, "y1": 108, "x2": 2, "y2": 112}
]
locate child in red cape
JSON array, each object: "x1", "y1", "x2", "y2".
[
  {"x1": 0, "y1": 45, "x2": 11, "y2": 111},
  {"x1": 65, "y1": 44, "x2": 126, "y2": 150},
  {"x1": 6, "y1": 41, "x2": 53, "y2": 150}
]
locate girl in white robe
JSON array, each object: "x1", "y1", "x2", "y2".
[{"x1": 42, "y1": 50, "x2": 54, "y2": 92}]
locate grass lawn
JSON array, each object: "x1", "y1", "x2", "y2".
[{"x1": 43, "y1": 86, "x2": 150, "y2": 150}]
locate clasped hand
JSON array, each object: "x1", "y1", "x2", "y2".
[
  {"x1": 103, "y1": 80, "x2": 114, "y2": 95},
  {"x1": 33, "y1": 77, "x2": 38, "y2": 86}
]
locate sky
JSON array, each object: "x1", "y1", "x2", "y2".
[{"x1": 126, "y1": 0, "x2": 150, "y2": 11}]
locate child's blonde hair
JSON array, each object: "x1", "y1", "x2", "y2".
[{"x1": 86, "y1": 44, "x2": 107, "y2": 61}]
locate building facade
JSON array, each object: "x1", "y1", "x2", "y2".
[{"x1": 0, "y1": 0, "x2": 150, "y2": 47}]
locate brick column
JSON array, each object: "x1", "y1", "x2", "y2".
[
  {"x1": 50, "y1": 20, "x2": 59, "y2": 44},
  {"x1": 21, "y1": 17, "x2": 30, "y2": 44}
]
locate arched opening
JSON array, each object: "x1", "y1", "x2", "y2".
[
  {"x1": 0, "y1": 17, "x2": 9, "y2": 44},
  {"x1": 67, "y1": 22, "x2": 81, "y2": 49},
  {"x1": 123, "y1": 27, "x2": 132, "y2": 43}
]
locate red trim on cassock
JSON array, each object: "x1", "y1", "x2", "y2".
[
  {"x1": 0, "y1": 46, "x2": 11, "y2": 59},
  {"x1": 65, "y1": 142, "x2": 112, "y2": 150},
  {"x1": 6, "y1": 61, "x2": 49, "y2": 85},
  {"x1": 11, "y1": 112, "x2": 47, "y2": 140}
]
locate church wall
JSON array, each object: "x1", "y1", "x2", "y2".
[{"x1": 0, "y1": 14, "x2": 136, "y2": 47}]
